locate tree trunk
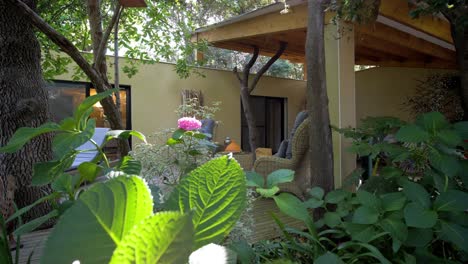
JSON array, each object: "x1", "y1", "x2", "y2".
[
  {"x1": 451, "y1": 24, "x2": 468, "y2": 120},
  {"x1": 240, "y1": 86, "x2": 258, "y2": 158},
  {"x1": 0, "y1": 0, "x2": 53, "y2": 223},
  {"x1": 306, "y1": 0, "x2": 334, "y2": 193}
]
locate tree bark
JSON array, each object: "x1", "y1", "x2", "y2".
[
  {"x1": 7, "y1": 0, "x2": 130, "y2": 155},
  {"x1": 0, "y1": 0, "x2": 54, "y2": 223},
  {"x1": 306, "y1": 0, "x2": 334, "y2": 193},
  {"x1": 450, "y1": 23, "x2": 468, "y2": 120},
  {"x1": 233, "y1": 43, "x2": 287, "y2": 161}
]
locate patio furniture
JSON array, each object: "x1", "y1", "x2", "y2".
[
  {"x1": 68, "y1": 127, "x2": 110, "y2": 170},
  {"x1": 253, "y1": 118, "x2": 310, "y2": 199}
]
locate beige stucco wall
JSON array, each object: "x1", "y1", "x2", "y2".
[
  {"x1": 355, "y1": 67, "x2": 452, "y2": 124},
  {"x1": 54, "y1": 60, "x2": 307, "y2": 146}
]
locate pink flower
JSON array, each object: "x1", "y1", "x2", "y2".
[{"x1": 178, "y1": 117, "x2": 202, "y2": 131}]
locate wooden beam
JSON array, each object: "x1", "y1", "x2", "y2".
[
  {"x1": 356, "y1": 32, "x2": 426, "y2": 60},
  {"x1": 356, "y1": 22, "x2": 455, "y2": 62},
  {"x1": 379, "y1": 0, "x2": 452, "y2": 43},
  {"x1": 355, "y1": 58, "x2": 456, "y2": 69}
]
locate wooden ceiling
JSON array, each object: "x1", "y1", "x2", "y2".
[{"x1": 193, "y1": 0, "x2": 456, "y2": 69}]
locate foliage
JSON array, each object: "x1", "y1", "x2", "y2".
[
  {"x1": 411, "y1": 0, "x2": 468, "y2": 28},
  {"x1": 403, "y1": 74, "x2": 464, "y2": 122},
  {"x1": 330, "y1": 0, "x2": 381, "y2": 24},
  {"x1": 246, "y1": 169, "x2": 295, "y2": 198},
  {"x1": 255, "y1": 112, "x2": 468, "y2": 263},
  {"x1": 175, "y1": 97, "x2": 221, "y2": 120}
]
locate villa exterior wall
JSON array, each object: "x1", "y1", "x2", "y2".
[
  {"x1": 53, "y1": 60, "x2": 307, "y2": 146},
  {"x1": 355, "y1": 67, "x2": 452, "y2": 124}
]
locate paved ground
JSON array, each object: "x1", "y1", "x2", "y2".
[{"x1": 10, "y1": 229, "x2": 50, "y2": 264}]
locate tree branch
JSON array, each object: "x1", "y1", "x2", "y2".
[
  {"x1": 6, "y1": 0, "x2": 102, "y2": 84},
  {"x1": 242, "y1": 46, "x2": 259, "y2": 86},
  {"x1": 233, "y1": 67, "x2": 243, "y2": 83},
  {"x1": 249, "y1": 41, "x2": 287, "y2": 93},
  {"x1": 95, "y1": 3, "x2": 123, "y2": 69}
]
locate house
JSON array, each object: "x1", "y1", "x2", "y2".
[{"x1": 47, "y1": 0, "x2": 455, "y2": 187}]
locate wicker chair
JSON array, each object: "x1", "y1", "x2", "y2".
[{"x1": 253, "y1": 118, "x2": 311, "y2": 199}]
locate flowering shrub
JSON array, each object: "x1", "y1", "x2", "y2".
[{"x1": 177, "y1": 117, "x2": 202, "y2": 131}]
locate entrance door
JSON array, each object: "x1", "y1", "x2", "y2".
[{"x1": 241, "y1": 96, "x2": 286, "y2": 153}]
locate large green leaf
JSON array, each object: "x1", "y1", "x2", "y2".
[
  {"x1": 380, "y1": 218, "x2": 408, "y2": 244},
  {"x1": 114, "y1": 155, "x2": 142, "y2": 175},
  {"x1": 110, "y1": 211, "x2": 193, "y2": 264},
  {"x1": 273, "y1": 193, "x2": 312, "y2": 223},
  {"x1": 436, "y1": 129, "x2": 461, "y2": 147},
  {"x1": 415, "y1": 112, "x2": 449, "y2": 133},
  {"x1": 78, "y1": 162, "x2": 103, "y2": 183},
  {"x1": 106, "y1": 130, "x2": 147, "y2": 144},
  {"x1": 245, "y1": 171, "x2": 264, "y2": 188},
  {"x1": 32, "y1": 153, "x2": 77, "y2": 186},
  {"x1": 41, "y1": 175, "x2": 153, "y2": 264},
  {"x1": 381, "y1": 192, "x2": 406, "y2": 211},
  {"x1": 74, "y1": 88, "x2": 117, "y2": 127},
  {"x1": 356, "y1": 190, "x2": 381, "y2": 210},
  {"x1": 344, "y1": 223, "x2": 379, "y2": 243},
  {"x1": 439, "y1": 221, "x2": 468, "y2": 253},
  {"x1": 52, "y1": 119, "x2": 95, "y2": 159},
  {"x1": 324, "y1": 212, "x2": 342, "y2": 228},
  {"x1": 402, "y1": 181, "x2": 430, "y2": 208},
  {"x1": 404, "y1": 202, "x2": 437, "y2": 228},
  {"x1": 165, "y1": 155, "x2": 246, "y2": 249},
  {"x1": 314, "y1": 252, "x2": 344, "y2": 264},
  {"x1": 352, "y1": 206, "x2": 379, "y2": 224},
  {"x1": 257, "y1": 186, "x2": 280, "y2": 198},
  {"x1": 325, "y1": 189, "x2": 350, "y2": 204},
  {"x1": 0, "y1": 122, "x2": 60, "y2": 153},
  {"x1": 266, "y1": 169, "x2": 294, "y2": 188},
  {"x1": 309, "y1": 187, "x2": 325, "y2": 200},
  {"x1": 454, "y1": 121, "x2": 468, "y2": 139},
  {"x1": 429, "y1": 152, "x2": 461, "y2": 178},
  {"x1": 404, "y1": 228, "x2": 433, "y2": 247},
  {"x1": 434, "y1": 190, "x2": 468, "y2": 212},
  {"x1": 395, "y1": 125, "x2": 430, "y2": 143},
  {"x1": 0, "y1": 215, "x2": 12, "y2": 264}
]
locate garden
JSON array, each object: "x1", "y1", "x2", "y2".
[{"x1": 1, "y1": 0, "x2": 468, "y2": 264}]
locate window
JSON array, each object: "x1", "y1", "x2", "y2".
[
  {"x1": 46, "y1": 80, "x2": 131, "y2": 129},
  {"x1": 241, "y1": 96, "x2": 286, "y2": 153}
]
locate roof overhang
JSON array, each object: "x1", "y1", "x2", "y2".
[{"x1": 192, "y1": 0, "x2": 456, "y2": 69}]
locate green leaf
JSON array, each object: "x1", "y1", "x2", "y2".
[
  {"x1": 395, "y1": 125, "x2": 430, "y2": 143},
  {"x1": 51, "y1": 173, "x2": 72, "y2": 193},
  {"x1": 78, "y1": 162, "x2": 103, "y2": 182},
  {"x1": 439, "y1": 221, "x2": 468, "y2": 253},
  {"x1": 344, "y1": 223, "x2": 379, "y2": 243},
  {"x1": 245, "y1": 171, "x2": 264, "y2": 188},
  {"x1": 115, "y1": 156, "x2": 142, "y2": 175},
  {"x1": 256, "y1": 186, "x2": 280, "y2": 198},
  {"x1": 404, "y1": 252, "x2": 417, "y2": 264},
  {"x1": 0, "y1": 123, "x2": 60, "y2": 153},
  {"x1": 404, "y1": 228, "x2": 433, "y2": 247},
  {"x1": 193, "y1": 132, "x2": 207, "y2": 139},
  {"x1": 429, "y1": 152, "x2": 460, "y2": 178},
  {"x1": 308, "y1": 187, "x2": 325, "y2": 200},
  {"x1": 14, "y1": 210, "x2": 59, "y2": 236},
  {"x1": 167, "y1": 138, "x2": 182, "y2": 146},
  {"x1": 266, "y1": 169, "x2": 294, "y2": 188},
  {"x1": 402, "y1": 181, "x2": 430, "y2": 208},
  {"x1": 165, "y1": 155, "x2": 246, "y2": 249},
  {"x1": 41, "y1": 176, "x2": 153, "y2": 264},
  {"x1": 110, "y1": 211, "x2": 194, "y2": 264},
  {"x1": 434, "y1": 190, "x2": 468, "y2": 212},
  {"x1": 404, "y1": 202, "x2": 437, "y2": 228},
  {"x1": 0, "y1": 215, "x2": 13, "y2": 264},
  {"x1": 273, "y1": 193, "x2": 312, "y2": 223},
  {"x1": 352, "y1": 206, "x2": 379, "y2": 224},
  {"x1": 436, "y1": 129, "x2": 461, "y2": 147},
  {"x1": 380, "y1": 166, "x2": 403, "y2": 178},
  {"x1": 74, "y1": 88, "x2": 117, "y2": 126},
  {"x1": 380, "y1": 218, "x2": 408, "y2": 243},
  {"x1": 106, "y1": 130, "x2": 147, "y2": 143},
  {"x1": 304, "y1": 197, "x2": 324, "y2": 209},
  {"x1": 356, "y1": 190, "x2": 381, "y2": 210},
  {"x1": 415, "y1": 112, "x2": 449, "y2": 132},
  {"x1": 172, "y1": 128, "x2": 185, "y2": 140},
  {"x1": 59, "y1": 117, "x2": 76, "y2": 130},
  {"x1": 324, "y1": 212, "x2": 342, "y2": 228},
  {"x1": 32, "y1": 153, "x2": 77, "y2": 186},
  {"x1": 6, "y1": 193, "x2": 59, "y2": 224},
  {"x1": 381, "y1": 192, "x2": 406, "y2": 211},
  {"x1": 229, "y1": 240, "x2": 255, "y2": 264},
  {"x1": 325, "y1": 189, "x2": 350, "y2": 204},
  {"x1": 314, "y1": 252, "x2": 344, "y2": 264},
  {"x1": 454, "y1": 121, "x2": 468, "y2": 139},
  {"x1": 189, "y1": 243, "x2": 237, "y2": 264},
  {"x1": 52, "y1": 119, "x2": 95, "y2": 159}
]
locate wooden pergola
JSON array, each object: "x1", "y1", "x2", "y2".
[{"x1": 192, "y1": 0, "x2": 456, "y2": 69}]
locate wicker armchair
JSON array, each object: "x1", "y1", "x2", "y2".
[{"x1": 253, "y1": 118, "x2": 311, "y2": 199}]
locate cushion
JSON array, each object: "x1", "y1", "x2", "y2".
[
  {"x1": 200, "y1": 118, "x2": 216, "y2": 140},
  {"x1": 285, "y1": 111, "x2": 308, "y2": 159},
  {"x1": 274, "y1": 139, "x2": 289, "y2": 158}
]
